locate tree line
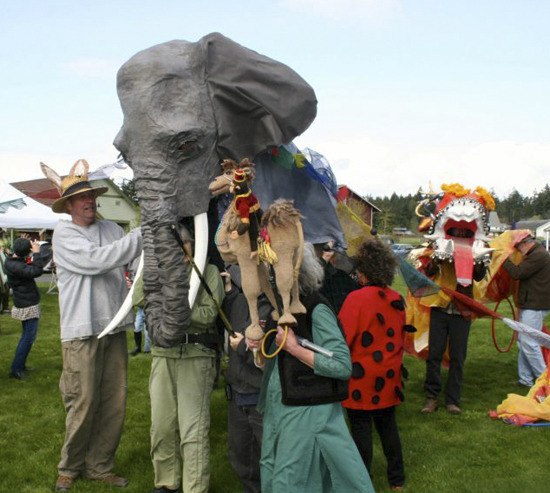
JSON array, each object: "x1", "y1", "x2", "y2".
[
  {"x1": 368, "y1": 184, "x2": 550, "y2": 235},
  {"x1": 120, "y1": 177, "x2": 550, "y2": 235}
]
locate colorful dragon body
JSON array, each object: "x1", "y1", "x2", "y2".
[{"x1": 405, "y1": 183, "x2": 496, "y2": 359}]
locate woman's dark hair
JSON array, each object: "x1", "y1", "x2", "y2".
[{"x1": 352, "y1": 238, "x2": 397, "y2": 287}]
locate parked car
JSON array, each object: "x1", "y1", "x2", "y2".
[{"x1": 390, "y1": 243, "x2": 414, "y2": 258}]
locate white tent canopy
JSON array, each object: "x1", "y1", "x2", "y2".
[{"x1": 0, "y1": 180, "x2": 69, "y2": 229}]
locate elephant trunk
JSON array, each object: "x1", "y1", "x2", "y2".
[{"x1": 142, "y1": 222, "x2": 191, "y2": 347}]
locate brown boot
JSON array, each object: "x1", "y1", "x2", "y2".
[
  {"x1": 86, "y1": 473, "x2": 129, "y2": 488},
  {"x1": 55, "y1": 475, "x2": 75, "y2": 491},
  {"x1": 421, "y1": 397, "x2": 438, "y2": 414},
  {"x1": 446, "y1": 404, "x2": 462, "y2": 415}
]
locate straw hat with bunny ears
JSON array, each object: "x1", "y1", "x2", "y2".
[{"x1": 41, "y1": 159, "x2": 108, "y2": 213}]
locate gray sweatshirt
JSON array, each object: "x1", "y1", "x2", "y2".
[{"x1": 52, "y1": 219, "x2": 142, "y2": 341}]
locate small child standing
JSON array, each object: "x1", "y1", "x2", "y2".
[{"x1": 338, "y1": 238, "x2": 408, "y2": 491}]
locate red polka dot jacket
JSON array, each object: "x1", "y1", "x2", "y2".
[{"x1": 338, "y1": 285, "x2": 406, "y2": 410}]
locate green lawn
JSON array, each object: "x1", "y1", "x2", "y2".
[{"x1": 0, "y1": 281, "x2": 548, "y2": 493}]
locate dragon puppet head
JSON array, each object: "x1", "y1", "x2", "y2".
[{"x1": 416, "y1": 183, "x2": 495, "y2": 286}]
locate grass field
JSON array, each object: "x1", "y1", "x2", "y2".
[{"x1": 1, "y1": 280, "x2": 549, "y2": 493}]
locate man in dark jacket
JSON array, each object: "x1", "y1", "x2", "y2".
[
  {"x1": 222, "y1": 264, "x2": 272, "y2": 493},
  {"x1": 503, "y1": 235, "x2": 550, "y2": 387}
]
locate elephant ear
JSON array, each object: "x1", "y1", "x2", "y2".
[{"x1": 201, "y1": 32, "x2": 317, "y2": 160}]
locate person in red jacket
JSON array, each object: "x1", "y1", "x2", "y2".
[{"x1": 339, "y1": 238, "x2": 408, "y2": 491}]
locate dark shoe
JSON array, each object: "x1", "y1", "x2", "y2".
[
  {"x1": 446, "y1": 404, "x2": 462, "y2": 415},
  {"x1": 9, "y1": 371, "x2": 26, "y2": 380},
  {"x1": 421, "y1": 397, "x2": 438, "y2": 414},
  {"x1": 151, "y1": 488, "x2": 178, "y2": 493},
  {"x1": 55, "y1": 475, "x2": 75, "y2": 491},
  {"x1": 87, "y1": 473, "x2": 129, "y2": 487},
  {"x1": 130, "y1": 347, "x2": 141, "y2": 356}
]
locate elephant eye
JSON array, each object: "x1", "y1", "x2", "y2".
[{"x1": 178, "y1": 140, "x2": 198, "y2": 156}]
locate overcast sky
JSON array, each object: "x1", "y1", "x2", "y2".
[{"x1": 1, "y1": 0, "x2": 549, "y2": 199}]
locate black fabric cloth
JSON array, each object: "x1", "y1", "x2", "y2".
[
  {"x1": 347, "y1": 406, "x2": 405, "y2": 488},
  {"x1": 424, "y1": 308, "x2": 471, "y2": 406},
  {"x1": 320, "y1": 261, "x2": 360, "y2": 313},
  {"x1": 4, "y1": 254, "x2": 44, "y2": 308},
  {"x1": 277, "y1": 291, "x2": 349, "y2": 406}
]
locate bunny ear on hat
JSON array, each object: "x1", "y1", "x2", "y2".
[
  {"x1": 41, "y1": 159, "x2": 108, "y2": 213},
  {"x1": 40, "y1": 162, "x2": 63, "y2": 194}
]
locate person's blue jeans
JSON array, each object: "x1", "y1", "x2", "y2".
[
  {"x1": 518, "y1": 309, "x2": 549, "y2": 386},
  {"x1": 134, "y1": 307, "x2": 151, "y2": 352},
  {"x1": 11, "y1": 317, "x2": 39, "y2": 374}
]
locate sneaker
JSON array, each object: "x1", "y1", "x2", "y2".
[
  {"x1": 421, "y1": 397, "x2": 438, "y2": 414},
  {"x1": 87, "y1": 473, "x2": 129, "y2": 487},
  {"x1": 151, "y1": 488, "x2": 179, "y2": 493},
  {"x1": 446, "y1": 404, "x2": 462, "y2": 415},
  {"x1": 55, "y1": 475, "x2": 75, "y2": 491},
  {"x1": 9, "y1": 371, "x2": 26, "y2": 381},
  {"x1": 130, "y1": 347, "x2": 141, "y2": 356}
]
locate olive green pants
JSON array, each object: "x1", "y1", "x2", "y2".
[
  {"x1": 150, "y1": 352, "x2": 216, "y2": 492},
  {"x1": 58, "y1": 331, "x2": 128, "y2": 478}
]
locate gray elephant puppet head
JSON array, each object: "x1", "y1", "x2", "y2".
[{"x1": 113, "y1": 32, "x2": 320, "y2": 346}]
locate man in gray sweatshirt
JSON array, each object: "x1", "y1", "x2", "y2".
[{"x1": 42, "y1": 159, "x2": 142, "y2": 491}]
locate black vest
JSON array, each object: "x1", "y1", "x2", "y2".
[{"x1": 277, "y1": 292, "x2": 349, "y2": 406}]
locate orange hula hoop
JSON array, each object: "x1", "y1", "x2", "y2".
[{"x1": 491, "y1": 297, "x2": 517, "y2": 353}]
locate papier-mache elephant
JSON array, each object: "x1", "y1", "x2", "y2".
[{"x1": 112, "y1": 32, "x2": 317, "y2": 347}]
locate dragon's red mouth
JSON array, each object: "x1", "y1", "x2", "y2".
[{"x1": 444, "y1": 219, "x2": 477, "y2": 241}]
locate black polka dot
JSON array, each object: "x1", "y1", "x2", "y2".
[
  {"x1": 404, "y1": 324, "x2": 417, "y2": 333},
  {"x1": 386, "y1": 369, "x2": 395, "y2": 378},
  {"x1": 376, "y1": 313, "x2": 386, "y2": 325},
  {"x1": 387, "y1": 328, "x2": 395, "y2": 337},
  {"x1": 372, "y1": 395, "x2": 381, "y2": 405},
  {"x1": 390, "y1": 299, "x2": 405, "y2": 311},
  {"x1": 401, "y1": 365, "x2": 409, "y2": 379},
  {"x1": 395, "y1": 387, "x2": 405, "y2": 402},
  {"x1": 373, "y1": 350, "x2": 383, "y2": 363},
  {"x1": 352, "y1": 390, "x2": 362, "y2": 401},
  {"x1": 386, "y1": 342, "x2": 395, "y2": 352},
  {"x1": 375, "y1": 377, "x2": 385, "y2": 392},
  {"x1": 361, "y1": 331, "x2": 374, "y2": 348},
  {"x1": 378, "y1": 290, "x2": 386, "y2": 299},
  {"x1": 351, "y1": 362, "x2": 365, "y2": 379}
]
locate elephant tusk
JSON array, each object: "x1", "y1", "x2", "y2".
[
  {"x1": 188, "y1": 212, "x2": 208, "y2": 307},
  {"x1": 97, "y1": 251, "x2": 144, "y2": 339},
  {"x1": 97, "y1": 212, "x2": 208, "y2": 340}
]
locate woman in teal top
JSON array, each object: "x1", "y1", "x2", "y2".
[{"x1": 258, "y1": 244, "x2": 374, "y2": 493}]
